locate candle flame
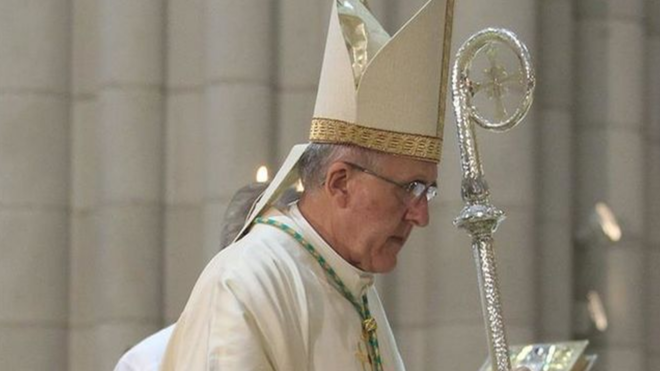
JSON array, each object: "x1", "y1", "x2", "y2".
[
  {"x1": 595, "y1": 202, "x2": 622, "y2": 242},
  {"x1": 587, "y1": 290, "x2": 608, "y2": 331},
  {"x1": 256, "y1": 166, "x2": 269, "y2": 183}
]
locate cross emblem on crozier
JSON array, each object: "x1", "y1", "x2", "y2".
[{"x1": 466, "y1": 41, "x2": 525, "y2": 121}]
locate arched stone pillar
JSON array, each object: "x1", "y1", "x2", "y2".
[
  {"x1": 574, "y1": 1, "x2": 647, "y2": 370},
  {"x1": 201, "y1": 0, "x2": 275, "y2": 264},
  {"x1": 0, "y1": 1, "x2": 70, "y2": 370},
  {"x1": 274, "y1": 0, "x2": 328, "y2": 162},
  {"x1": 163, "y1": 0, "x2": 206, "y2": 325},
  {"x1": 69, "y1": 0, "x2": 100, "y2": 369},
  {"x1": 645, "y1": 0, "x2": 660, "y2": 368},
  {"x1": 92, "y1": 1, "x2": 166, "y2": 369},
  {"x1": 537, "y1": 0, "x2": 576, "y2": 341}
]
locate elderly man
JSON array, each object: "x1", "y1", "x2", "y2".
[
  {"x1": 161, "y1": 1, "x2": 529, "y2": 370},
  {"x1": 296, "y1": 144, "x2": 435, "y2": 273}
]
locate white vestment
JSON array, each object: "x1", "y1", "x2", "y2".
[
  {"x1": 161, "y1": 204, "x2": 405, "y2": 371},
  {"x1": 115, "y1": 325, "x2": 174, "y2": 371}
]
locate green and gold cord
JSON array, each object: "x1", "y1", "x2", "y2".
[{"x1": 254, "y1": 217, "x2": 384, "y2": 371}]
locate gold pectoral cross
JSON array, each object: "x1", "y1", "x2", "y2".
[
  {"x1": 362, "y1": 317, "x2": 377, "y2": 335},
  {"x1": 356, "y1": 341, "x2": 372, "y2": 371},
  {"x1": 356, "y1": 316, "x2": 379, "y2": 371}
]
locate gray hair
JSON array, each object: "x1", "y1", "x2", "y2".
[{"x1": 298, "y1": 143, "x2": 380, "y2": 191}]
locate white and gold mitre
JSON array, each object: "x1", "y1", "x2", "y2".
[
  {"x1": 310, "y1": 0, "x2": 455, "y2": 163},
  {"x1": 234, "y1": 0, "x2": 455, "y2": 241}
]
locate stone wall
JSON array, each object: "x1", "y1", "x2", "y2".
[{"x1": 0, "y1": 0, "x2": 657, "y2": 370}]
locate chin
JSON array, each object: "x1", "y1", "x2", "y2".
[
  {"x1": 371, "y1": 256, "x2": 398, "y2": 273},
  {"x1": 373, "y1": 243, "x2": 405, "y2": 273}
]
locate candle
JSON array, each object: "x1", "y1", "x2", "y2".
[
  {"x1": 595, "y1": 202, "x2": 621, "y2": 242},
  {"x1": 256, "y1": 166, "x2": 269, "y2": 183}
]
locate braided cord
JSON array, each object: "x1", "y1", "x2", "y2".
[{"x1": 254, "y1": 217, "x2": 384, "y2": 371}]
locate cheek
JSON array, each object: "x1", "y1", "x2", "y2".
[
  {"x1": 362, "y1": 200, "x2": 383, "y2": 223},
  {"x1": 359, "y1": 201, "x2": 404, "y2": 248},
  {"x1": 350, "y1": 187, "x2": 405, "y2": 242},
  {"x1": 355, "y1": 199, "x2": 390, "y2": 236},
  {"x1": 358, "y1": 189, "x2": 400, "y2": 217},
  {"x1": 365, "y1": 196, "x2": 405, "y2": 229}
]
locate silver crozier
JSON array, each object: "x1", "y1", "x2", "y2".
[{"x1": 451, "y1": 28, "x2": 535, "y2": 371}]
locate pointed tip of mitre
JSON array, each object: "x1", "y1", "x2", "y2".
[
  {"x1": 313, "y1": 2, "x2": 358, "y2": 124},
  {"x1": 311, "y1": 0, "x2": 455, "y2": 163}
]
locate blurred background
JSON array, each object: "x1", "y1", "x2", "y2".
[{"x1": 0, "y1": 0, "x2": 658, "y2": 370}]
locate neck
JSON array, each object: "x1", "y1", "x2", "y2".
[{"x1": 298, "y1": 193, "x2": 357, "y2": 267}]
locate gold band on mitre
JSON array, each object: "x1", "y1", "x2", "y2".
[{"x1": 310, "y1": 118, "x2": 442, "y2": 163}]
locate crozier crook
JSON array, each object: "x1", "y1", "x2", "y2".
[{"x1": 451, "y1": 28, "x2": 535, "y2": 371}]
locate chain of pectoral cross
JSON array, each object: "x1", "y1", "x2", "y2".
[
  {"x1": 254, "y1": 217, "x2": 384, "y2": 371},
  {"x1": 357, "y1": 341, "x2": 371, "y2": 371}
]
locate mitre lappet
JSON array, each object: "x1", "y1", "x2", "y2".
[{"x1": 235, "y1": 0, "x2": 455, "y2": 240}]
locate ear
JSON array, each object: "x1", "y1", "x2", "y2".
[{"x1": 324, "y1": 161, "x2": 352, "y2": 208}]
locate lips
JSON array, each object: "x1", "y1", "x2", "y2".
[
  {"x1": 389, "y1": 236, "x2": 406, "y2": 245},
  {"x1": 392, "y1": 228, "x2": 411, "y2": 244}
]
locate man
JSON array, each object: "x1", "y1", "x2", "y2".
[
  {"x1": 114, "y1": 182, "x2": 276, "y2": 371},
  {"x1": 161, "y1": 0, "x2": 486, "y2": 370},
  {"x1": 296, "y1": 144, "x2": 435, "y2": 273}
]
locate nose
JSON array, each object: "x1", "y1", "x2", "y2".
[{"x1": 404, "y1": 196, "x2": 430, "y2": 227}]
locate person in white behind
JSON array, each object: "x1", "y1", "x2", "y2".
[{"x1": 114, "y1": 326, "x2": 175, "y2": 371}]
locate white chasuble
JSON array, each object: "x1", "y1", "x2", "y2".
[{"x1": 161, "y1": 204, "x2": 405, "y2": 371}]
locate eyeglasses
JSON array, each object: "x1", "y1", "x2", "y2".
[{"x1": 342, "y1": 161, "x2": 438, "y2": 204}]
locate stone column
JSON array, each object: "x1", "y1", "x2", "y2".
[
  {"x1": 92, "y1": 1, "x2": 166, "y2": 369},
  {"x1": 202, "y1": 0, "x2": 275, "y2": 263},
  {"x1": 69, "y1": 0, "x2": 100, "y2": 369},
  {"x1": 163, "y1": 0, "x2": 206, "y2": 324},
  {"x1": 536, "y1": 0, "x2": 575, "y2": 341},
  {"x1": 384, "y1": 0, "x2": 539, "y2": 369},
  {"x1": 574, "y1": 1, "x2": 646, "y2": 370},
  {"x1": 646, "y1": 0, "x2": 660, "y2": 368},
  {"x1": 274, "y1": 0, "x2": 330, "y2": 162},
  {"x1": 382, "y1": 0, "x2": 464, "y2": 348},
  {"x1": 0, "y1": 1, "x2": 70, "y2": 370}
]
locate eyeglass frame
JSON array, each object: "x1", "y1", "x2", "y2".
[{"x1": 341, "y1": 161, "x2": 438, "y2": 204}]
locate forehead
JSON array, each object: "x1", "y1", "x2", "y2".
[{"x1": 378, "y1": 154, "x2": 438, "y2": 181}]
